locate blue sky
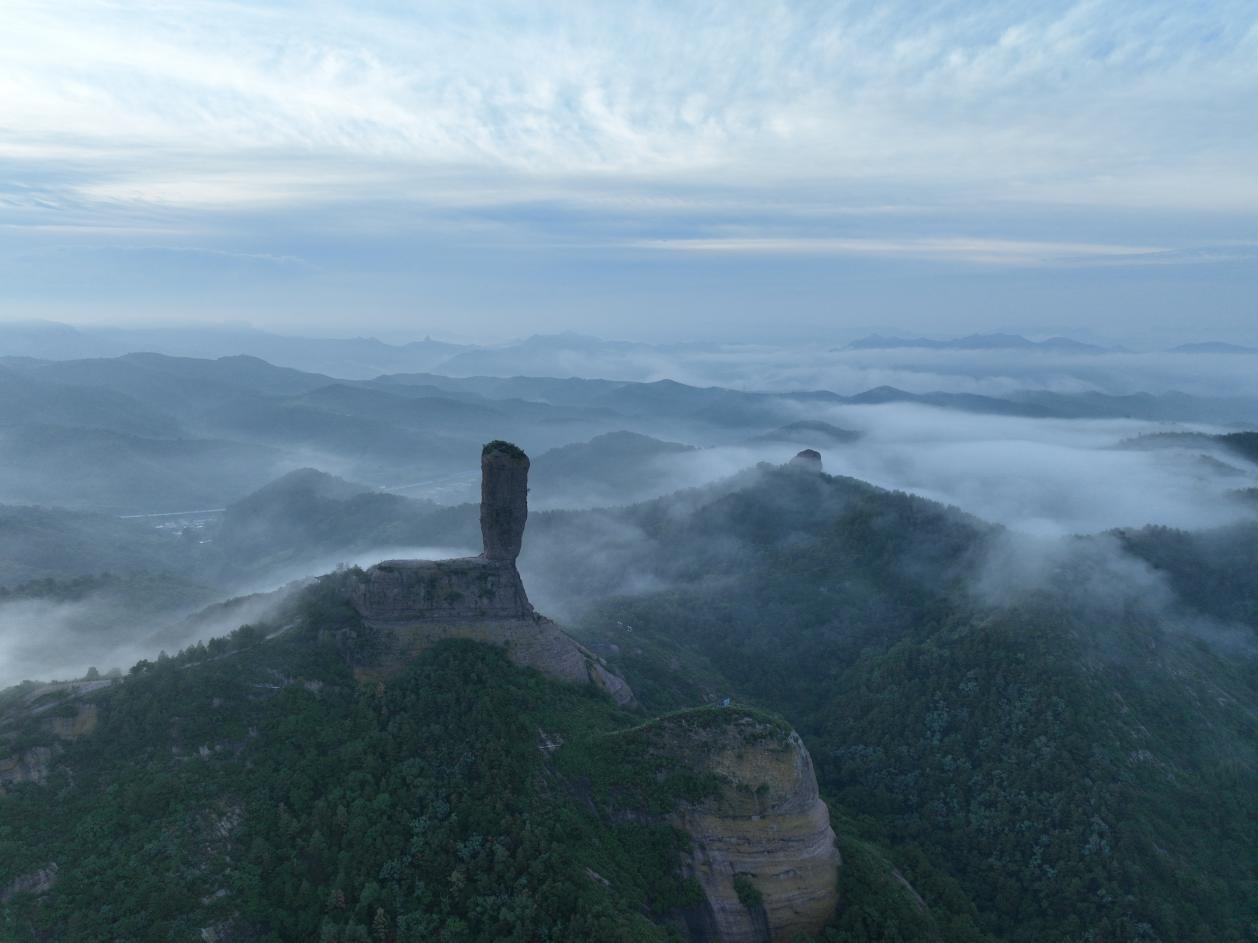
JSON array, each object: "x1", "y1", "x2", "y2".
[{"x1": 1, "y1": 0, "x2": 1255, "y2": 343}]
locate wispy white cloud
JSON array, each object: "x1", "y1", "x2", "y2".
[
  {"x1": 0, "y1": 1, "x2": 1255, "y2": 333},
  {"x1": 630, "y1": 236, "x2": 1167, "y2": 266},
  {"x1": 3, "y1": 1, "x2": 1256, "y2": 207}
]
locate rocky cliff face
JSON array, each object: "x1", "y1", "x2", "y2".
[
  {"x1": 351, "y1": 557, "x2": 532, "y2": 623},
  {"x1": 0, "y1": 695, "x2": 103, "y2": 792},
  {"x1": 788, "y1": 449, "x2": 823, "y2": 472},
  {"x1": 350, "y1": 440, "x2": 634, "y2": 706},
  {"x1": 1, "y1": 863, "x2": 57, "y2": 904},
  {"x1": 643, "y1": 711, "x2": 840, "y2": 943},
  {"x1": 481, "y1": 440, "x2": 529, "y2": 562},
  {"x1": 0, "y1": 746, "x2": 55, "y2": 790}
]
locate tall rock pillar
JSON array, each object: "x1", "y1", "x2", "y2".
[{"x1": 480, "y1": 440, "x2": 529, "y2": 562}]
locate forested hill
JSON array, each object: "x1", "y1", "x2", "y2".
[{"x1": 558, "y1": 465, "x2": 1258, "y2": 941}]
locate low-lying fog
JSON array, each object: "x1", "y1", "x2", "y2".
[
  {"x1": 524, "y1": 405, "x2": 1255, "y2": 537},
  {"x1": 0, "y1": 545, "x2": 479, "y2": 688},
  {"x1": 402, "y1": 338, "x2": 1258, "y2": 400},
  {"x1": 3, "y1": 345, "x2": 1257, "y2": 688},
  {"x1": 810, "y1": 405, "x2": 1253, "y2": 535},
  {"x1": 679, "y1": 347, "x2": 1258, "y2": 398},
  {"x1": 0, "y1": 589, "x2": 286, "y2": 690}
]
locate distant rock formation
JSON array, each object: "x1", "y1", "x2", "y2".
[
  {"x1": 351, "y1": 441, "x2": 634, "y2": 706},
  {"x1": 788, "y1": 449, "x2": 823, "y2": 472},
  {"x1": 632, "y1": 710, "x2": 840, "y2": 942}
]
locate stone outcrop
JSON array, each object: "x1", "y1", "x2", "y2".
[
  {"x1": 641, "y1": 710, "x2": 840, "y2": 943},
  {"x1": 0, "y1": 691, "x2": 105, "y2": 793},
  {"x1": 1, "y1": 863, "x2": 58, "y2": 903},
  {"x1": 0, "y1": 745, "x2": 55, "y2": 790},
  {"x1": 788, "y1": 449, "x2": 823, "y2": 472},
  {"x1": 350, "y1": 440, "x2": 634, "y2": 706},
  {"x1": 481, "y1": 441, "x2": 529, "y2": 561},
  {"x1": 351, "y1": 557, "x2": 532, "y2": 623},
  {"x1": 45, "y1": 702, "x2": 99, "y2": 740}
]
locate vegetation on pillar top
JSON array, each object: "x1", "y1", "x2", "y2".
[{"x1": 482, "y1": 440, "x2": 528, "y2": 461}]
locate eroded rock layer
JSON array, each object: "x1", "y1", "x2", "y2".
[
  {"x1": 481, "y1": 440, "x2": 529, "y2": 562},
  {"x1": 649, "y1": 711, "x2": 841, "y2": 943},
  {"x1": 350, "y1": 557, "x2": 533, "y2": 623}
]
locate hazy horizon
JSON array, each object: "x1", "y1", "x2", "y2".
[{"x1": 4, "y1": 315, "x2": 1258, "y2": 352}]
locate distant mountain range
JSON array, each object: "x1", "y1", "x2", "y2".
[
  {"x1": 1168, "y1": 341, "x2": 1258, "y2": 354},
  {"x1": 841, "y1": 332, "x2": 1119, "y2": 353},
  {"x1": 3, "y1": 324, "x2": 1255, "y2": 390},
  {"x1": 2, "y1": 349, "x2": 1257, "y2": 514},
  {"x1": 842, "y1": 332, "x2": 1258, "y2": 355},
  {"x1": 0, "y1": 320, "x2": 469, "y2": 379}
]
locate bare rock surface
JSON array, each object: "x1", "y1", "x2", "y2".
[
  {"x1": 645, "y1": 711, "x2": 841, "y2": 942},
  {"x1": 351, "y1": 557, "x2": 532, "y2": 623},
  {"x1": 481, "y1": 440, "x2": 529, "y2": 561},
  {"x1": 0, "y1": 689, "x2": 106, "y2": 793},
  {"x1": 0, "y1": 745, "x2": 55, "y2": 790},
  {"x1": 1, "y1": 863, "x2": 58, "y2": 903},
  {"x1": 45, "y1": 702, "x2": 99, "y2": 740},
  {"x1": 788, "y1": 449, "x2": 823, "y2": 472}
]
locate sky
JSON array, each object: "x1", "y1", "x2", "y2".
[{"x1": 1, "y1": 0, "x2": 1256, "y2": 343}]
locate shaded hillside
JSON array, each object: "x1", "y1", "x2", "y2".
[
  {"x1": 555, "y1": 467, "x2": 1258, "y2": 942},
  {"x1": 530, "y1": 432, "x2": 698, "y2": 507},
  {"x1": 751, "y1": 421, "x2": 861, "y2": 449},
  {"x1": 0, "y1": 423, "x2": 289, "y2": 513},
  {"x1": 0, "y1": 506, "x2": 189, "y2": 586},
  {"x1": 0, "y1": 366, "x2": 181, "y2": 437},
  {"x1": 209, "y1": 471, "x2": 462, "y2": 583},
  {"x1": 1115, "y1": 521, "x2": 1258, "y2": 627}
]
